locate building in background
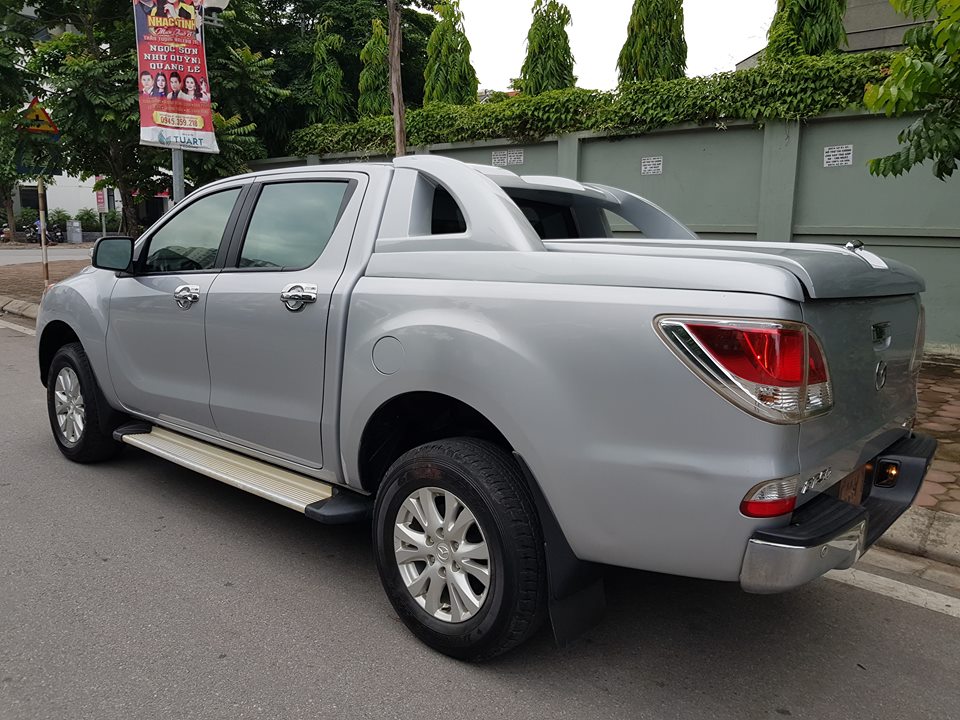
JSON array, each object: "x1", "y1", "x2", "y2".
[
  {"x1": 737, "y1": 0, "x2": 930, "y2": 69},
  {"x1": 13, "y1": 174, "x2": 117, "y2": 219}
]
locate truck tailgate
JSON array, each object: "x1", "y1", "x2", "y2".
[{"x1": 798, "y1": 294, "x2": 923, "y2": 500}]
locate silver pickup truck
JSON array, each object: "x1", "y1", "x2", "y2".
[{"x1": 37, "y1": 156, "x2": 937, "y2": 660}]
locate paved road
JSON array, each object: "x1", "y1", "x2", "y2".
[
  {"x1": 0, "y1": 247, "x2": 91, "y2": 265},
  {"x1": 2, "y1": 324, "x2": 959, "y2": 720}
]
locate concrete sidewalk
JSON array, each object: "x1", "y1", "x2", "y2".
[{"x1": 0, "y1": 247, "x2": 93, "y2": 265}]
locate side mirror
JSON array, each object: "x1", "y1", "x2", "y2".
[{"x1": 92, "y1": 236, "x2": 135, "y2": 272}]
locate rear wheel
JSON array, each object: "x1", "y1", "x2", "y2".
[
  {"x1": 373, "y1": 438, "x2": 546, "y2": 661},
  {"x1": 46, "y1": 342, "x2": 122, "y2": 463}
]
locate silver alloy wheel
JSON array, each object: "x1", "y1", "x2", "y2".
[
  {"x1": 394, "y1": 486, "x2": 491, "y2": 623},
  {"x1": 54, "y1": 366, "x2": 85, "y2": 446}
]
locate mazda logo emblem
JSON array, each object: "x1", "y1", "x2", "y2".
[{"x1": 875, "y1": 361, "x2": 888, "y2": 391}]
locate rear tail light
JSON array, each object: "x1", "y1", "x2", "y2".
[
  {"x1": 657, "y1": 317, "x2": 833, "y2": 423},
  {"x1": 740, "y1": 477, "x2": 800, "y2": 518}
]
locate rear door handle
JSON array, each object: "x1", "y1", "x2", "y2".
[
  {"x1": 280, "y1": 283, "x2": 318, "y2": 312},
  {"x1": 174, "y1": 284, "x2": 201, "y2": 310}
]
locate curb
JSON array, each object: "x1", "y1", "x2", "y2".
[
  {"x1": 878, "y1": 507, "x2": 960, "y2": 568},
  {"x1": 0, "y1": 295, "x2": 39, "y2": 320}
]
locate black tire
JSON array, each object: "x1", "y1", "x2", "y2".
[
  {"x1": 373, "y1": 438, "x2": 546, "y2": 661},
  {"x1": 46, "y1": 342, "x2": 123, "y2": 463}
]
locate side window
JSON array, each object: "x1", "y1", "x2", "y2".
[
  {"x1": 239, "y1": 182, "x2": 349, "y2": 269},
  {"x1": 431, "y1": 185, "x2": 467, "y2": 235},
  {"x1": 512, "y1": 198, "x2": 579, "y2": 240},
  {"x1": 142, "y1": 188, "x2": 240, "y2": 273}
]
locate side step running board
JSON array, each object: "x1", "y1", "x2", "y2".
[{"x1": 117, "y1": 424, "x2": 334, "y2": 513}]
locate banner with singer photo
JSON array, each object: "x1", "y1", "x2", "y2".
[{"x1": 133, "y1": 0, "x2": 219, "y2": 154}]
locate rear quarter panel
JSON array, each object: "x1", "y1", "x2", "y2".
[{"x1": 341, "y1": 279, "x2": 803, "y2": 581}]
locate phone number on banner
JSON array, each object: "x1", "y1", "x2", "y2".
[{"x1": 152, "y1": 112, "x2": 206, "y2": 130}]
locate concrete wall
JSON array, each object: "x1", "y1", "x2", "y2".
[{"x1": 251, "y1": 111, "x2": 960, "y2": 348}]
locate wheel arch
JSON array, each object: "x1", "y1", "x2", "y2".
[
  {"x1": 357, "y1": 391, "x2": 513, "y2": 494},
  {"x1": 38, "y1": 320, "x2": 82, "y2": 387},
  {"x1": 359, "y1": 390, "x2": 607, "y2": 647}
]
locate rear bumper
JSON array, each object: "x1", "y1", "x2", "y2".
[{"x1": 740, "y1": 433, "x2": 937, "y2": 594}]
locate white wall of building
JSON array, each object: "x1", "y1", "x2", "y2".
[{"x1": 40, "y1": 174, "x2": 100, "y2": 215}]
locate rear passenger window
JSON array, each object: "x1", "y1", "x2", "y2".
[
  {"x1": 512, "y1": 198, "x2": 578, "y2": 240},
  {"x1": 239, "y1": 182, "x2": 349, "y2": 269},
  {"x1": 431, "y1": 186, "x2": 467, "y2": 234}
]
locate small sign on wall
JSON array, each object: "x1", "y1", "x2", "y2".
[
  {"x1": 824, "y1": 144, "x2": 854, "y2": 168},
  {"x1": 641, "y1": 156, "x2": 664, "y2": 175},
  {"x1": 492, "y1": 149, "x2": 524, "y2": 166}
]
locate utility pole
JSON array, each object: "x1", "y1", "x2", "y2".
[
  {"x1": 171, "y1": 148, "x2": 185, "y2": 204},
  {"x1": 387, "y1": 0, "x2": 407, "y2": 157},
  {"x1": 37, "y1": 176, "x2": 50, "y2": 287}
]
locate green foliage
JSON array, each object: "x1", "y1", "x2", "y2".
[
  {"x1": 359, "y1": 18, "x2": 391, "y2": 117},
  {"x1": 187, "y1": 113, "x2": 266, "y2": 188},
  {"x1": 865, "y1": 0, "x2": 960, "y2": 179},
  {"x1": 766, "y1": 0, "x2": 848, "y2": 60},
  {"x1": 483, "y1": 91, "x2": 512, "y2": 104},
  {"x1": 47, "y1": 207, "x2": 71, "y2": 228},
  {"x1": 618, "y1": 0, "x2": 687, "y2": 84},
  {"x1": 212, "y1": 46, "x2": 291, "y2": 129},
  {"x1": 75, "y1": 207, "x2": 100, "y2": 231},
  {"x1": 291, "y1": 54, "x2": 889, "y2": 156},
  {"x1": 17, "y1": 208, "x2": 37, "y2": 230},
  {"x1": 104, "y1": 208, "x2": 121, "y2": 231},
  {"x1": 0, "y1": 26, "x2": 40, "y2": 225},
  {"x1": 26, "y1": 25, "x2": 164, "y2": 234},
  {"x1": 424, "y1": 1, "x2": 479, "y2": 105},
  {"x1": 518, "y1": 1, "x2": 576, "y2": 96},
  {"x1": 311, "y1": 17, "x2": 353, "y2": 124}
]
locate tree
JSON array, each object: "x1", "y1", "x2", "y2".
[
  {"x1": 0, "y1": 118, "x2": 22, "y2": 236},
  {"x1": 187, "y1": 112, "x2": 265, "y2": 187},
  {"x1": 359, "y1": 18, "x2": 391, "y2": 117},
  {"x1": 424, "y1": 1, "x2": 478, "y2": 105},
  {"x1": 28, "y1": 30, "x2": 164, "y2": 234},
  {"x1": 617, "y1": 0, "x2": 687, "y2": 84},
  {"x1": 766, "y1": 0, "x2": 848, "y2": 60},
  {"x1": 387, "y1": 0, "x2": 407, "y2": 155},
  {"x1": 226, "y1": 0, "x2": 437, "y2": 154},
  {"x1": 0, "y1": 24, "x2": 38, "y2": 234},
  {"x1": 517, "y1": 0, "x2": 576, "y2": 95},
  {"x1": 310, "y1": 17, "x2": 353, "y2": 123},
  {"x1": 865, "y1": 0, "x2": 960, "y2": 179}
]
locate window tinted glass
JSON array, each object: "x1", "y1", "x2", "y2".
[
  {"x1": 239, "y1": 182, "x2": 349, "y2": 269},
  {"x1": 431, "y1": 186, "x2": 467, "y2": 234},
  {"x1": 512, "y1": 198, "x2": 579, "y2": 240},
  {"x1": 143, "y1": 188, "x2": 240, "y2": 273}
]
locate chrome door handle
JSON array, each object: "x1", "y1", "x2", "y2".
[
  {"x1": 280, "y1": 283, "x2": 318, "y2": 312},
  {"x1": 173, "y1": 284, "x2": 201, "y2": 310}
]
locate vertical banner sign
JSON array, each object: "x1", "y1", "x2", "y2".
[{"x1": 132, "y1": 0, "x2": 219, "y2": 154}]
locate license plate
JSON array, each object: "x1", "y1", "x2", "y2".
[{"x1": 838, "y1": 467, "x2": 866, "y2": 505}]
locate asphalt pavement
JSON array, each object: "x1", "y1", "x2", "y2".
[
  {"x1": 0, "y1": 247, "x2": 92, "y2": 265},
  {"x1": 2, "y1": 324, "x2": 959, "y2": 720}
]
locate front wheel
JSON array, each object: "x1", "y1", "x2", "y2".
[
  {"x1": 373, "y1": 438, "x2": 547, "y2": 661},
  {"x1": 46, "y1": 342, "x2": 122, "y2": 463}
]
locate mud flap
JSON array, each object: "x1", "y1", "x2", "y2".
[{"x1": 514, "y1": 453, "x2": 606, "y2": 647}]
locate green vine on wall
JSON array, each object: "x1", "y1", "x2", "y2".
[{"x1": 289, "y1": 53, "x2": 891, "y2": 157}]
